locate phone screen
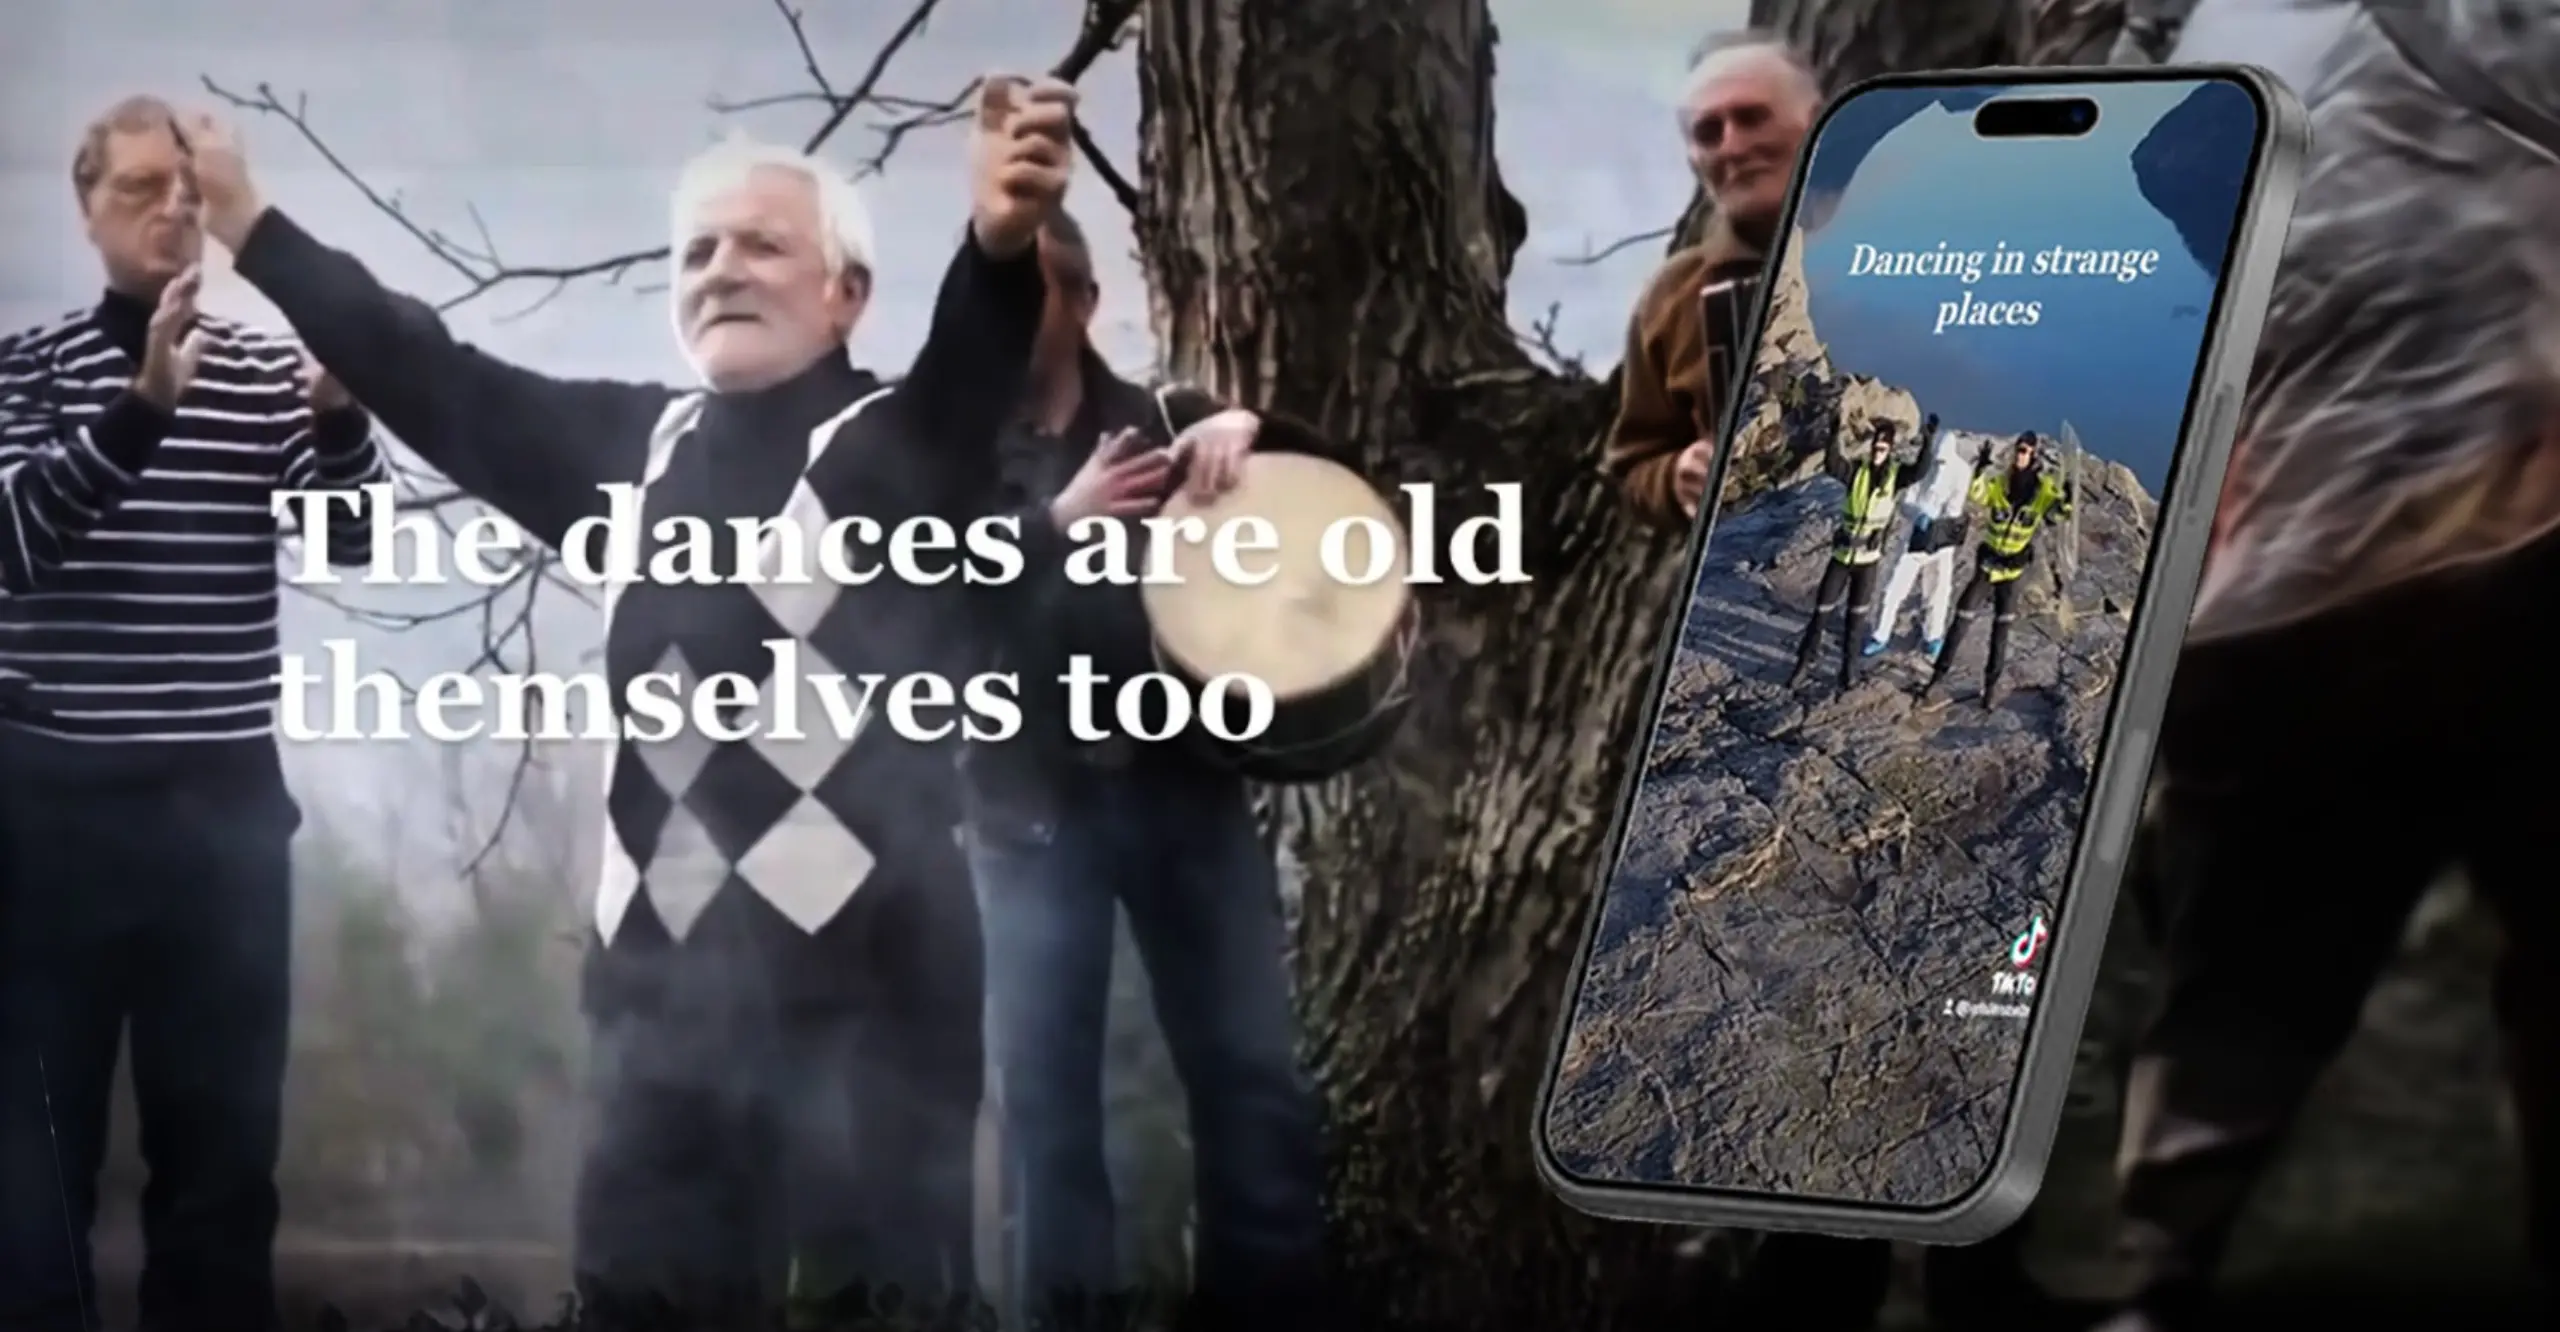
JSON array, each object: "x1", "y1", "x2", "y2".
[{"x1": 1543, "y1": 76, "x2": 2270, "y2": 1212}]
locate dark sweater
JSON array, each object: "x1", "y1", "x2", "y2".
[
  {"x1": 0, "y1": 292, "x2": 384, "y2": 772},
  {"x1": 232, "y1": 208, "x2": 1045, "y2": 1016},
  {"x1": 965, "y1": 351, "x2": 1344, "y2": 806}
]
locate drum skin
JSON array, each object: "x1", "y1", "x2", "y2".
[
  {"x1": 1152, "y1": 602, "x2": 1418, "y2": 783},
  {"x1": 1141, "y1": 451, "x2": 1418, "y2": 784}
]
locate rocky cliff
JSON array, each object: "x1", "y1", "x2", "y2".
[
  {"x1": 1718, "y1": 230, "x2": 1928, "y2": 505},
  {"x1": 1545, "y1": 268, "x2": 2161, "y2": 1206}
]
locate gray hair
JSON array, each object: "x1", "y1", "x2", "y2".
[
  {"x1": 1679, "y1": 29, "x2": 1822, "y2": 124},
  {"x1": 665, "y1": 134, "x2": 876, "y2": 364},
  {"x1": 2193, "y1": 0, "x2": 2560, "y2": 641}
]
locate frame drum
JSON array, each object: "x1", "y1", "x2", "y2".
[{"x1": 1141, "y1": 451, "x2": 1417, "y2": 783}]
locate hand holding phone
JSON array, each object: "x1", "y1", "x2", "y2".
[
  {"x1": 1673, "y1": 439, "x2": 1713, "y2": 516},
  {"x1": 1536, "y1": 67, "x2": 2304, "y2": 1242}
]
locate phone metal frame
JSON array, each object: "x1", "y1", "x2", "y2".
[{"x1": 1533, "y1": 63, "x2": 2309, "y2": 1243}]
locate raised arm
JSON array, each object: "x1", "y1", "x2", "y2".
[
  {"x1": 0, "y1": 323, "x2": 177, "y2": 595},
  {"x1": 893, "y1": 232, "x2": 1049, "y2": 516},
  {"x1": 893, "y1": 76, "x2": 1078, "y2": 520},
  {"x1": 1820, "y1": 427, "x2": 1856, "y2": 482},
  {"x1": 222, "y1": 206, "x2": 671, "y2": 550},
  {"x1": 184, "y1": 99, "x2": 669, "y2": 549}
]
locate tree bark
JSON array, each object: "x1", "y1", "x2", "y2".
[{"x1": 1131, "y1": 1, "x2": 2097, "y2": 1325}]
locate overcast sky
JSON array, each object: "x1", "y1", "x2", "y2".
[{"x1": 0, "y1": 0, "x2": 1741, "y2": 878}]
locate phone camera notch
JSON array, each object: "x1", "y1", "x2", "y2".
[{"x1": 1974, "y1": 97, "x2": 2100, "y2": 138}]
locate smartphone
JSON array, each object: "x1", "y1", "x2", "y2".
[
  {"x1": 1700, "y1": 275, "x2": 1763, "y2": 424},
  {"x1": 1535, "y1": 66, "x2": 2306, "y2": 1241}
]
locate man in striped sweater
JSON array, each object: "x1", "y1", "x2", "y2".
[{"x1": 0, "y1": 95, "x2": 386, "y2": 1332}]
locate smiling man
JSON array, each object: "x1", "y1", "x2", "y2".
[
  {"x1": 161, "y1": 76, "x2": 1076, "y2": 1321},
  {"x1": 1601, "y1": 32, "x2": 1818, "y2": 529}
]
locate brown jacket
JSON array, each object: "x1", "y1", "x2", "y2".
[{"x1": 1601, "y1": 222, "x2": 1765, "y2": 529}]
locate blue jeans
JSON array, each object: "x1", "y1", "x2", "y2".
[{"x1": 968, "y1": 759, "x2": 1326, "y2": 1323}]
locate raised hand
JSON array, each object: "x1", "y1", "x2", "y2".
[
  {"x1": 133, "y1": 267, "x2": 207, "y2": 411},
  {"x1": 968, "y1": 74, "x2": 1078, "y2": 256},
  {"x1": 1051, "y1": 428, "x2": 1172, "y2": 527},
  {"x1": 175, "y1": 111, "x2": 264, "y2": 250}
]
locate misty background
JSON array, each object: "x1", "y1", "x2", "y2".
[
  {"x1": 0, "y1": 0, "x2": 1720, "y2": 904},
  {"x1": 0, "y1": 1, "x2": 2527, "y2": 1324},
  {"x1": 0, "y1": 0, "x2": 1737, "y2": 1314}
]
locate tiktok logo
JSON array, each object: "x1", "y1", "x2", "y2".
[{"x1": 2008, "y1": 913, "x2": 2049, "y2": 969}]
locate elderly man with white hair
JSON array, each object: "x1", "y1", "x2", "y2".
[
  {"x1": 165, "y1": 79, "x2": 1078, "y2": 1319},
  {"x1": 1600, "y1": 31, "x2": 1821, "y2": 529},
  {"x1": 2098, "y1": 3, "x2": 2560, "y2": 1329}
]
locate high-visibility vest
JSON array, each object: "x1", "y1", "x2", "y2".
[
  {"x1": 1831, "y1": 460, "x2": 1902, "y2": 565},
  {"x1": 1970, "y1": 470, "x2": 2070, "y2": 581}
]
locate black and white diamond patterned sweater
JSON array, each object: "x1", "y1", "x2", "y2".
[{"x1": 233, "y1": 208, "x2": 1050, "y2": 1016}]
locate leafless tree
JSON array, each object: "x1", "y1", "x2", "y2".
[{"x1": 218, "y1": 0, "x2": 2130, "y2": 1322}]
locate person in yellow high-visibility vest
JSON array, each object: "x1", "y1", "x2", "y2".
[
  {"x1": 1789, "y1": 415, "x2": 1920, "y2": 691},
  {"x1": 1924, "y1": 431, "x2": 2074, "y2": 707}
]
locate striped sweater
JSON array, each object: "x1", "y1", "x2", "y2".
[{"x1": 0, "y1": 292, "x2": 387, "y2": 756}]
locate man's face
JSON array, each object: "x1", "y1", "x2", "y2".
[
  {"x1": 1033, "y1": 232, "x2": 1097, "y2": 373},
  {"x1": 1682, "y1": 50, "x2": 1815, "y2": 235},
  {"x1": 81, "y1": 125, "x2": 202, "y2": 294},
  {"x1": 675, "y1": 166, "x2": 866, "y2": 392},
  {"x1": 2013, "y1": 441, "x2": 2038, "y2": 471},
  {"x1": 1870, "y1": 430, "x2": 1895, "y2": 460}
]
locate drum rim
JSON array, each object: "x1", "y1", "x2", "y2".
[{"x1": 1142, "y1": 452, "x2": 1415, "y2": 701}]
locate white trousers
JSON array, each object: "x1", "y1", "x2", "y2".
[{"x1": 1874, "y1": 546, "x2": 1956, "y2": 644}]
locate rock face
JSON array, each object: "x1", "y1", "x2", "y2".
[
  {"x1": 1543, "y1": 261, "x2": 2160, "y2": 1207},
  {"x1": 1719, "y1": 230, "x2": 1927, "y2": 505},
  {"x1": 2131, "y1": 81, "x2": 2261, "y2": 278}
]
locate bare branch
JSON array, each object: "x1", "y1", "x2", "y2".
[
  {"x1": 1073, "y1": 121, "x2": 1140, "y2": 215},
  {"x1": 790, "y1": 0, "x2": 952, "y2": 155},
  {"x1": 217, "y1": 0, "x2": 1145, "y2": 867},
  {"x1": 1514, "y1": 303, "x2": 1585, "y2": 376},
  {"x1": 1559, "y1": 225, "x2": 1676, "y2": 267},
  {"x1": 1059, "y1": 0, "x2": 1144, "y2": 213}
]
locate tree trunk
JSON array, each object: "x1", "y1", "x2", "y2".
[{"x1": 1131, "y1": 2, "x2": 2095, "y2": 1325}]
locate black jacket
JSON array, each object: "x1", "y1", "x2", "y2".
[{"x1": 234, "y1": 209, "x2": 1045, "y2": 1017}]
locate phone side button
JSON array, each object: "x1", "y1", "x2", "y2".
[
  {"x1": 2185, "y1": 388, "x2": 2241, "y2": 523},
  {"x1": 2091, "y1": 727, "x2": 2151, "y2": 854}
]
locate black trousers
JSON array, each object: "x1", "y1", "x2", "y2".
[
  {"x1": 0, "y1": 750, "x2": 299, "y2": 1332},
  {"x1": 2114, "y1": 530, "x2": 2560, "y2": 1325},
  {"x1": 1794, "y1": 557, "x2": 1883, "y2": 688},
  {"x1": 1929, "y1": 567, "x2": 2021, "y2": 697},
  {"x1": 572, "y1": 896, "x2": 985, "y2": 1322}
]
